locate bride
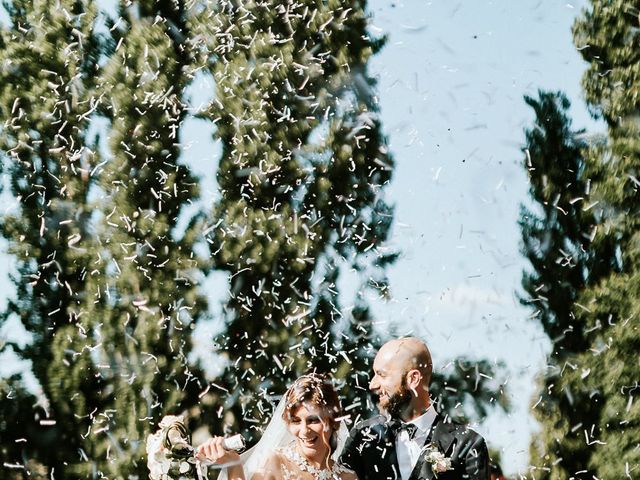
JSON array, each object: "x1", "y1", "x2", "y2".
[{"x1": 197, "y1": 374, "x2": 357, "y2": 480}]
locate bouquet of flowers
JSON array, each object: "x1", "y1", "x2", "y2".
[{"x1": 146, "y1": 415, "x2": 205, "y2": 480}]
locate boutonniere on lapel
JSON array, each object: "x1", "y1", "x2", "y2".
[{"x1": 420, "y1": 443, "x2": 453, "y2": 477}]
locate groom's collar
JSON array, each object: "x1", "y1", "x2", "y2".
[
  {"x1": 407, "y1": 405, "x2": 437, "y2": 435},
  {"x1": 384, "y1": 405, "x2": 437, "y2": 434}
]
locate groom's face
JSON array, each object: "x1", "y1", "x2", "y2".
[{"x1": 370, "y1": 349, "x2": 412, "y2": 418}]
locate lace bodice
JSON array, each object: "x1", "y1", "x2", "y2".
[
  {"x1": 252, "y1": 442, "x2": 357, "y2": 480},
  {"x1": 281, "y1": 443, "x2": 354, "y2": 480}
]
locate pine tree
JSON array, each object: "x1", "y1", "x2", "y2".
[{"x1": 0, "y1": 0, "x2": 102, "y2": 476}]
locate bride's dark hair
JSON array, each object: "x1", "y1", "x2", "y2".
[{"x1": 282, "y1": 373, "x2": 342, "y2": 429}]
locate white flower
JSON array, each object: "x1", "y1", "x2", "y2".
[
  {"x1": 147, "y1": 415, "x2": 197, "y2": 480},
  {"x1": 159, "y1": 415, "x2": 185, "y2": 429},
  {"x1": 421, "y1": 444, "x2": 453, "y2": 477},
  {"x1": 147, "y1": 429, "x2": 168, "y2": 480}
]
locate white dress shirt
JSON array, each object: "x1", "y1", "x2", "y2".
[{"x1": 395, "y1": 406, "x2": 437, "y2": 480}]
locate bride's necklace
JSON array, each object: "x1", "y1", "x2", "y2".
[{"x1": 285, "y1": 444, "x2": 345, "y2": 480}]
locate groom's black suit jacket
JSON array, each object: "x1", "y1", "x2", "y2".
[{"x1": 339, "y1": 414, "x2": 489, "y2": 480}]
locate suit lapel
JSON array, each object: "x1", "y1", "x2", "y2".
[
  {"x1": 407, "y1": 415, "x2": 456, "y2": 480},
  {"x1": 409, "y1": 455, "x2": 435, "y2": 480},
  {"x1": 382, "y1": 421, "x2": 402, "y2": 479},
  {"x1": 431, "y1": 415, "x2": 457, "y2": 455}
]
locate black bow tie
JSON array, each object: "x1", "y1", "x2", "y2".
[{"x1": 387, "y1": 420, "x2": 419, "y2": 440}]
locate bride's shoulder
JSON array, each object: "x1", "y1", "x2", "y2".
[
  {"x1": 252, "y1": 450, "x2": 287, "y2": 480},
  {"x1": 263, "y1": 448, "x2": 287, "y2": 468},
  {"x1": 250, "y1": 449, "x2": 287, "y2": 480}
]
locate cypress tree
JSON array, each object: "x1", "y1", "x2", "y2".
[{"x1": 563, "y1": 2, "x2": 640, "y2": 476}]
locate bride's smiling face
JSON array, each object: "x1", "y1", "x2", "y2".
[{"x1": 287, "y1": 402, "x2": 333, "y2": 461}]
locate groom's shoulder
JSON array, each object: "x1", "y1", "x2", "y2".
[
  {"x1": 349, "y1": 414, "x2": 387, "y2": 437},
  {"x1": 437, "y1": 417, "x2": 487, "y2": 445},
  {"x1": 353, "y1": 414, "x2": 386, "y2": 429}
]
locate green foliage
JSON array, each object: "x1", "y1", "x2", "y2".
[
  {"x1": 575, "y1": 270, "x2": 640, "y2": 478},
  {"x1": 0, "y1": 372, "x2": 40, "y2": 476},
  {"x1": 573, "y1": 117, "x2": 640, "y2": 477},
  {"x1": 0, "y1": 1, "x2": 510, "y2": 477},
  {"x1": 522, "y1": 1, "x2": 640, "y2": 475},
  {"x1": 68, "y1": 1, "x2": 209, "y2": 477},
  {"x1": 573, "y1": 0, "x2": 640, "y2": 123},
  {"x1": 520, "y1": 91, "x2": 603, "y2": 346},
  {"x1": 194, "y1": 0, "x2": 397, "y2": 432},
  {"x1": 431, "y1": 358, "x2": 509, "y2": 423},
  {"x1": 519, "y1": 91, "x2": 618, "y2": 479},
  {"x1": 0, "y1": 0, "x2": 209, "y2": 477},
  {"x1": 0, "y1": 0, "x2": 102, "y2": 475}
]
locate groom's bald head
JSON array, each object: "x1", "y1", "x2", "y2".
[
  {"x1": 370, "y1": 337, "x2": 433, "y2": 420},
  {"x1": 377, "y1": 337, "x2": 433, "y2": 386}
]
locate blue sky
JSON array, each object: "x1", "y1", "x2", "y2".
[
  {"x1": 359, "y1": 0, "x2": 600, "y2": 474},
  {"x1": 0, "y1": 0, "x2": 600, "y2": 475}
]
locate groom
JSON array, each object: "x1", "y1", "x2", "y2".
[{"x1": 340, "y1": 337, "x2": 490, "y2": 480}]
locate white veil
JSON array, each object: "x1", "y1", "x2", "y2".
[
  {"x1": 210, "y1": 397, "x2": 350, "y2": 480},
  {"x1": 214, "y1": 397, "x2": 293, "y2": 480}
]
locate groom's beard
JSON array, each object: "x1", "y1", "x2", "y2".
[{"x1": 380, "y1": 379, "x2": 412, "y2": 419}]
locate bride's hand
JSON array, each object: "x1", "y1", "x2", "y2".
[{"x1": 197, "y1": 436, "x2": 241, "y2": 465}]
